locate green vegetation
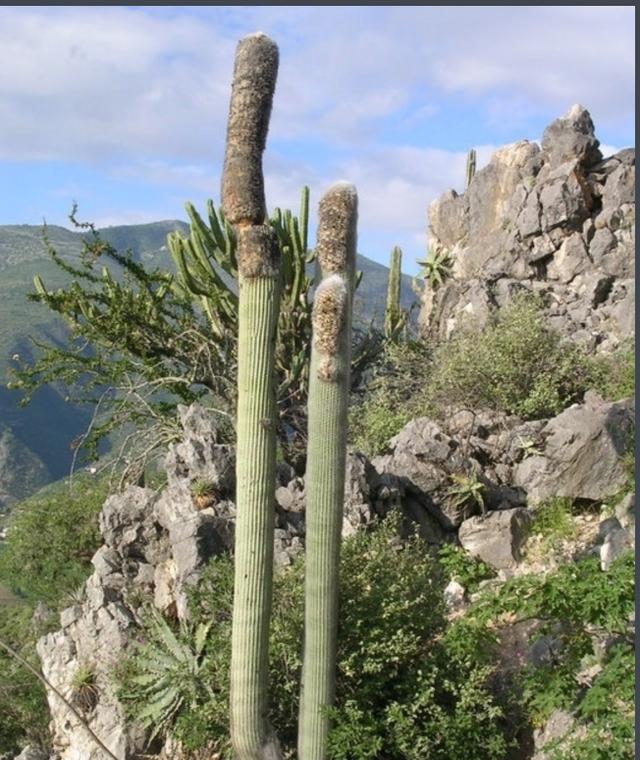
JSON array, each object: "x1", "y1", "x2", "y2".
[
  {"x1": 0, "y1": 477, "x2": 105, "y2": 604},
  {"x1": 119, "y1": 514, "x2": 511, "y2": 759},
  {"x1": 437, "y1": 544, "x2": 495, "y2": 594},
  {"x1": 530, "y1": 497, "x2": 577, "y2": 551},
  {"x1": 416, "y1": 248, "x2": 453, "y2": 290},
  {"x1": 584, "y1": 339, "x2": 635, "y2": 402},
  {"x1": 70, "y1": 663, "x2": 99, "y2": 714},
  {"x1": 446, "y1": 471, "x2": 487, "y2": 517},
  {"x1": 349, "y1": 339, "x2": 429, "y2": 455},
  {"x1": 0, "y1": 603, "x2": 53, "y2": 756},
  {"x1": 422, "y1": 294, "x2": 591, "y2": 419},
  {"x1": 117, "y1": 607, "x2": 212, "y2": 743},
  {"x1": 463, "y1": 552, "x2": 635, "y2": 759}
]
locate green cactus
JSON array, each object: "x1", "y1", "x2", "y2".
[
  {"x1": 466, "y1": 148, "x2": 477, "y2": 189},
  {"x1": 223, "y1": 33, "x2": 283, "y2": 760},
  {"x1": 167, "y1": 201, "x2": 238, "y2": 340},
  {"x1": 384, "y1": 245, "x2": 405, "y2": 340},
  {"x1": 299, "y1": 182, "x2": 358, "y2": 759}
]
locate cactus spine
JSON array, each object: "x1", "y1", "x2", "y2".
[
  {"x1": 223, "y1": 33, "x2": 283, "y2": 760},
  {"x1": 465, "y1": 148, "x2": 477, "y2": 189},
  {"x1": 298, "y1": 183, "x2": 358, "y2": 759},
  {"x1": 384, "y1": 245, "x2": 403, "y2": 339}
]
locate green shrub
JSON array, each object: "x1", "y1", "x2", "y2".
[
  {"x1": 0, "y1": 476, "x2": 106, "y2": 604},
  {"x1": 466, "y1": 551, "x2": 635, "y2": 759},
  {"x1": 531, "y1": 497, "x2": 577, "y2": 546},
  {"x1": 423, "y1": 295, "x2": 590, "y2": 420},
  {"x1": 119, "y1": 514, "x2": 510, "y2": 758},
  {"x1": 585, "y1": 339, "x2": 635, "y2": 402},
  {"x1": 350, "y1": 340, "x2": 429, "y2": 455},
  {"x1": 0, "y1": 603, "x2": 54, "y2": 756},
  {"x1": 349, "y1": 396, "x2": 412, "y2": 456},
  {"x1": 437, "y1": 544, "x2": 495, "y2": 594}
]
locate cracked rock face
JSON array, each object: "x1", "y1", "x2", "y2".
[
  {"x1": 36, "y1": 405, "x2": 238, "y2": 760},
  {"x1": 420, "y1": 105, "x2": 634, "y2": 354},
  {"x1": 513, "y1": 393, "x2": 634, "y2": 505}
]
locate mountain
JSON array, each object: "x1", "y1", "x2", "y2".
[{"x1": 0, "y1": 221, "x2": 419, "y2": 507}]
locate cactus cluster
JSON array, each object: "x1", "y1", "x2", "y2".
[{"x1": 221, "y1": 33, "x2": 357, "y2": 760}]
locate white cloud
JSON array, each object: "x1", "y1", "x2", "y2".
[
  {"x1": 0, "y1": 6, "x2": 633, "y2": 164},
  {"x1": 1, "y1": 6, "x2": 633, "y2": 271}
]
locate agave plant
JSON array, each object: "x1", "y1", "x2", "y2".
[
  {"x1": 416, "y1": 248, "x2": 453, "y2": 290},
  {"x1": 119, "y1": 607, "x2": 212, "y2": 743},
  {"x1": 71, "y1": 663, "x2": 99, "y2": 714},
  {"x1": 446, "y1": 470, "x2": 487, "y2": 517}
]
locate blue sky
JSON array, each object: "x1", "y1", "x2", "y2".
[{"x1": 0, "y1": 6, "x2": 634, "y2": 274}]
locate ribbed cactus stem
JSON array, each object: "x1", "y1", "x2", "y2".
[
  {"x1": 384, "y1": 245, "x2": 402, "y2": 338},
  {"x1": 299, "y1": 183, "x2": 357, "y2": 760},
  {"x1": 466, "y1": 148, "x2": 477, "y2": 189},
  {"x1": 223, "y1": 33, "x2": 283, "y2": 760}
]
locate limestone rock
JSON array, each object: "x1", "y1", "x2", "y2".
[
  {"x1": 541, "y1": 104, "x2": 602, "y2": 170},
  {"x1": 600, "y1": 527, "x2": 633, "y2": 571},
  {"x1": 514, "y1": 394, "x2": 634, "y2": 505},
  {"x1": 420, "y1": 106, "x2": 634, "y2": 356},
  {"x1": 532, "y1": 708, "x2": 586, "y2": 760},
  {"x1": 615, "y1": 492, "x2": 635, "y2": 529},
  {"x1": 458, "y1": 508, "x2": 532, "y2": 570}
]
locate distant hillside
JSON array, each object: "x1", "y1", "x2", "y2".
[{"x1": 0, "y1": 220, "x2": 418, "y2": 507}]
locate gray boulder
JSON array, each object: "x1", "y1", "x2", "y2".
[
  {"x1": 541, "y1": 104, "x2": 602, "y2": 170},
  {"x1": 600, "y1": 526, "x2": 633, "y2": 571},
  {"x1": 372, "y1": 417, "x2": 484, "y2": 530},
  {"x1": 532, "y1": 708, "x2": 586, "y2": 760},
  {"x1": 514, "y1": 394, "x2": 634, "y2": 505},
  {"x1": 458, "y1": 508, "x2": 532, "y2": 570}
]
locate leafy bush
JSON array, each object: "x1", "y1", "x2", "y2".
[
  {"x1": 350, "y1": 340, "x2": 429, "y2": 455},
  {"x1": 349, "y1": 397, "x2": 412, "y2": 456},
  {"x1": 437, "y1": 544, "x2": 495, "y2": 594},
  {"x1": 422, "y1": 295, "x2": 590, "y2": 419},
  {"x1": 466, "y1": 552, "x2": 635, "y2": 759},
  {"x1": 119, "y1": 514, "x2": 510, "y2": 758},
  {"x1": 585, "y1": 339, "x2": 635, "y2": 402},
  {"x1": 531, "y1": 497, "x2": 577, "y2": 546},
  {"x1": 0, "y1": 476, "x2": 105, "y2": 604},
  {"x1": 0, "y1": 603, "x2": 53, "y2": 756}
]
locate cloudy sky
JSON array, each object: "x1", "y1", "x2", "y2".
[{"x1": 1, "y1": 6, "x2": 634, "y2": 274}]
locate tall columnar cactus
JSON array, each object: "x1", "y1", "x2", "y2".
[
  {"x1": 222, "y1": 33, "x2": 283, "y2": 760},
  {"x1": 466, "y1": 148, "x2": 477, "y2": 189},
  {"x1": 299, "y1": 182, "x2": 358, "y2": 760},
  {"x1": 384, "y1": 245, "x2": 403, "y2": 339}
]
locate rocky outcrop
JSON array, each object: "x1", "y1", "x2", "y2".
[
  {"x1": 420, "y1": 105, "x2": 635, "y2": 353},
  {"x1": 513, "y1": 393, "x2": 634, "y2": 505},
  {"x1": 36, "y1": 405, "x2": 238, "y2": 760}
]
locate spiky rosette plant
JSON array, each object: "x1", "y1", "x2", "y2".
[
  {"x1": 222, "y1": 32, "x2": 283, "y2": 760},
  {"x1": 298, "y1": 182, "x2": 358, "y2": 760}
]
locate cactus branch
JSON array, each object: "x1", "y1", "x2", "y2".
[
  {"x1": 465, "y1": 148, "x2": 477, "y2": 189},
  {"x1": 384, "y1": 245, "x2": 404, "y2": 340}
]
